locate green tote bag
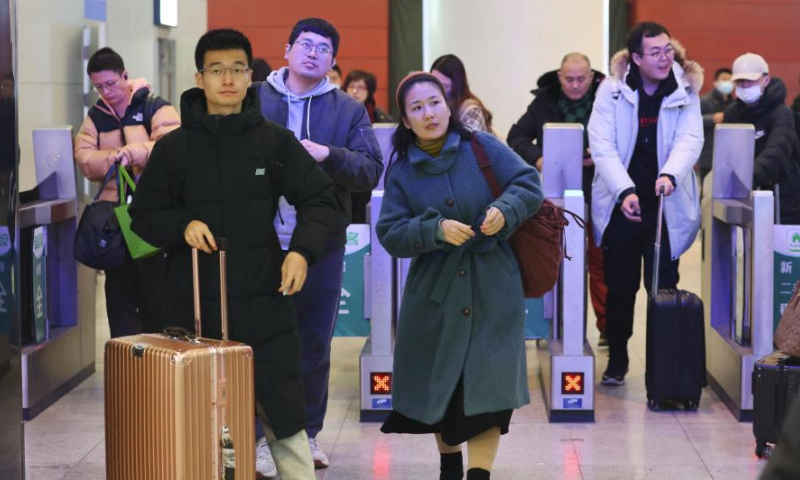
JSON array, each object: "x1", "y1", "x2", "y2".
[{"x1": 114, "y1": 166, "x2": 161, "y2": 260}]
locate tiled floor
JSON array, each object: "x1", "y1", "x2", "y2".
[{"x1": 24, "y1": 241, "x2": 769, "y2": 479}]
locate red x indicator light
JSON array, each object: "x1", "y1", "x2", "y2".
[
  {"x1": 371, "y1": 372, "x2": 392, "y2": 394},
  {"x1": 561, "y1": 372, "x2": 584, "y2": 395}
]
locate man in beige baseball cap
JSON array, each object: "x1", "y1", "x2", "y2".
[
  {"x1": 722, "y1": 52, "x2": 800, "y2": 224},
  {"x1": 730, "y1": 53, "x2": 771, "y2": 104}
]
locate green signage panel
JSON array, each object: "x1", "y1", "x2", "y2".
[
  {"x1": 774, "y1": 225, "x2": 800, "y2": 332},
  {"x1": 335, "y1": 224, "x2": 371, "y2": 337},
  {"x1": 32, "y1": 226, "x2": 47, "y2": 343}
]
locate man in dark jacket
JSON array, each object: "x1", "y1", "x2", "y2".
[
  {"x1": 129, "y1": 29, "x2": 347, "y2": 480},
  {"x1": 506, "y1": 53, "x2": 609, "y2": 346},
  {"x1": 698, "y1": 67, "x2": 735, "y2": 185},
  {"x1": 723, "y1": 53, "x2": 800, "y2": 224},
  {"x1": 257, "y1": 17, "x2": 383, "y2": 469}
]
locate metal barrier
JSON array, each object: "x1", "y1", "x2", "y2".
[
  {"x1": 359, "y1": 191, "x2": 396, "y2": 421},
  {"x1": 702, "y1": 124, "x2": 774, "y2": 420},
  {"x1": 536, "y1": 123, "x2": 594, "y2": 422},
  {"x1": 18, "y1": 127, "x2": 95, "y2": 419},
  {"x1": 359, "y1": 124, "x2": 398, "y2": 420}
]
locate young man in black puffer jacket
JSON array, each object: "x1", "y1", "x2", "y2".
[{"x1": 129, "y1": 29, "x2": 348, "y2": 480}]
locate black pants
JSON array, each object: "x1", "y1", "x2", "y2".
[
  {"x1": 104, "y1": 251, "x2": 168, "y2": 338},
  {"x1": 294, "y1": 246, "x2": 345, "y2": 438},
  {"x1": 602, "y1": 199, "x2": 679, "y2": 372}
]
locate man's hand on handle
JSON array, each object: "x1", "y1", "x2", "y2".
[
  {"x1": 184, "y1": 220, "x2": 217, "y2": 253},
  {"x1": 654, "y1": 175, "x2": 674, "y2": 197}
]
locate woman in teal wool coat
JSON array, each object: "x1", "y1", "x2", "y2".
[{"x1": 377, "y1": 72, "x2": 543, "y2": 480}]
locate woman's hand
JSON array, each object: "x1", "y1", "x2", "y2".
[
  {"x1": 440, "y1": 219, "x2": 475, "y2": 246},
  {"x1": 480, "y1": 207, "x2": 506, "y2": 236}
]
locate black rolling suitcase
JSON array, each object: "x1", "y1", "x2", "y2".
[
  {"x1": 645, "y1": 191, "x2": 706, "y2": 411},
  {"x1": 752, "y1": 352, "x2": 800, "y2": 459}
]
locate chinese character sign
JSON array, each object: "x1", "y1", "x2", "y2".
[{"x1": 774, "y1": 226, "x2": 800, "y2": 332}]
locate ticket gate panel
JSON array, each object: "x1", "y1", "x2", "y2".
[
  {"x1": 542, "y1": 124, "x2": 584, "y2": 199},
  {"x1": 360, "y1": 191, "x2": 395, "y2": 421},
  {"x1": 360, "y1": 338, "x2": 394, "y2": 421},
  {"x1": 537, "y1": 190, "x2": 594, "y2": 422},
  {"x1": 371, "y1": 124, "x2": 397, "y2": 191},
  {"x1": 537, "y1": 340, "x2": 595, "y2": 422},
  {"x1": 703, "y1": 126, "x2": 774, "y2": 421}
]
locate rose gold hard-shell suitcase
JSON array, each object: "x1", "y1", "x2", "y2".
[{"x1": 105, "y1": 243, "x2": 255, "y2": 480}]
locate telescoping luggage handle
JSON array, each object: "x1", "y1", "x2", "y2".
[
  {"x1": 191, "y1": 237, "x2": 230, "y2": 340},
  {"x1": 651, "y1": 188, "x2": 666, "y2": 297}
]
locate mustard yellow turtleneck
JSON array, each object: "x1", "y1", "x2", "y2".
[{"x1": 415, "y1": 135, "x2": 447, "y2": 158}]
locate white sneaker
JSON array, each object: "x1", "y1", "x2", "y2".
[
  {"x1": 308, "y1": 437, "x2": 329, "y2": 469},
  {"x1": 255, "y1": 436, "x2": 277, "y2": 478}
]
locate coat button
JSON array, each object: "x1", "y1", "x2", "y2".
[
  {"x1": 462, "y1": 307, "x2": 471, "y2": 316},
  {"x1": 458, "y1": 269, "x2": 467, "y2": 277},
  {"x1": 413, "y1": 242, "x2": 422, "y2": 251},
  {"x1": 445, "y1": 198, "x2": 454, "y2": 207}
]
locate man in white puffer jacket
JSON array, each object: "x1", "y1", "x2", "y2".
[{"x1": 588, "y1": 22, "x2": 704, "y2": 386}]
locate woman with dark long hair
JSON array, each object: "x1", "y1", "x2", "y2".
[
  {"x1": 431, "y1": 54, "x2": 494, "y2": 133},
  {"x1": 377, "y1": 72, "x2": 542, "y2": 480},
  {"x1": 343, "y1": 69, "x2": 392, "y2": 123}
]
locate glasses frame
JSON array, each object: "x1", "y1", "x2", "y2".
[
  {"x1": 92, "y1": 76, "x2": 125, "y2": 94},
  {"x1": 640, "y1": 45, "x2": 676, "y2": 61},
  {"x1": 294, "y1": 40, "x2": 333, "y2": 57},
  {"x1": 199, "y1": 66, "x2": 252, "y2": 79}
]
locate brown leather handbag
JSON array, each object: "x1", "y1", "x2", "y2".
[
  {"x1": 470, "y1": 133, "x2": 584, "y2": 298},
  {"x1": 775, "y1": 280, "x2": 800, "y2": 357}
]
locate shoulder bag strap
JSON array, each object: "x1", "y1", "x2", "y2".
[
  {"x1": 469, "y1": 132, "x2": 503, "y2": 199},
  {"x1": 93, "y1": 162, "x2": 119, "y2": 202}
]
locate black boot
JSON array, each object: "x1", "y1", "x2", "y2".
[
  {"x1": 439, "y1": 451, "x2": 463, "y2": 480},
  {"x1": 466, "y1": 468, "x2": 490, "y2": 480}
]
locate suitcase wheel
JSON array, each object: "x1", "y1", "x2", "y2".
[
  {"x1": 685, "y1": 399, "x2": 700, "y2": 411},
  {"x1": 755, "y1": 442, "x2": 773, "y2": 459},
  {"x1": 647, "y1": 398, "x2": 661, "y2": 412}
]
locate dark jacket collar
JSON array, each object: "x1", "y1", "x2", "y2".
[
  {"x1": 531, "y1": 69, "x2": 606, "y2": 101},
  {"x1": 733, "y1": 77, "x2": 788, "y2": 120},
  {"x1": 624, "y1": 62, "x2": 679, "y2": 100},
  {"x1": 179, "y1": 86, "x2": 264, "y2": 133}
]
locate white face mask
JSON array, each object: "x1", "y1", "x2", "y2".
[
  {"x1": 715, "y1": 80, "x2": 734, "y2": 96},
  {"x1": 736, "y1": 84, "x2": 763, "y2": 104}
]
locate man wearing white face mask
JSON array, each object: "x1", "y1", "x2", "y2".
[
  {"x1": 698, "y1": 68, "x2": 735, "y2": 184},
  {"x1": 723, "y1": 52, "x2": 800, "y2": 224}
]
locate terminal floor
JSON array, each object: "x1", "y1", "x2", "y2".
[{"x1": 24, "y1": 239, "x2": 769, "y2": 480}]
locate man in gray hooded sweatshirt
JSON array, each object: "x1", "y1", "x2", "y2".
[{"x1": 257, "y1": 17, "x2": 383, "y2": 472}]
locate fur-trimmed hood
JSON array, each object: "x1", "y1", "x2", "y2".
[{"x1": 608, "y1": 40, "x2": 704, "y2": 93}]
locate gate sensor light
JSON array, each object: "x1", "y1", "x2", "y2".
[
  {"x1": 370, "y1": 372, "x2": 392, "y2": 395},
  {"x1": 561, "y1": 372, "x2": 584, "y2": 395}
]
